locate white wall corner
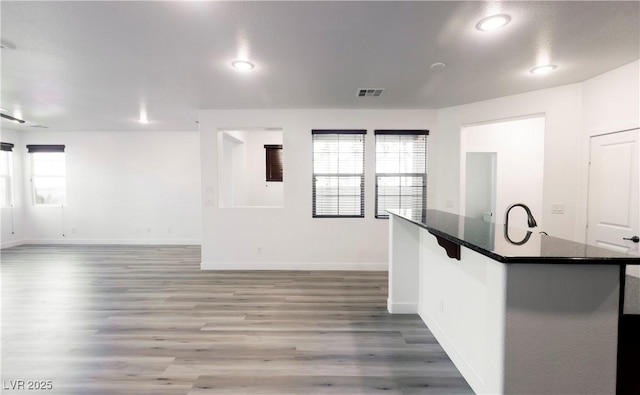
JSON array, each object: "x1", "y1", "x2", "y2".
[{"x1": 387, "y1": 299, "x2": 419, "y2": 314}]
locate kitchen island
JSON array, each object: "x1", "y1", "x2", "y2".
[{"x1": 387, "y1": 209, "x2": 639, "y2": 395}]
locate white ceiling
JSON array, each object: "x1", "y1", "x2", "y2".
[{"x1": 1, "y1": 1, "x2": 639, "y2": 132}]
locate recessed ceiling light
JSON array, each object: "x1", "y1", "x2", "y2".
[
  {"x1": 138, "y1": 111, "x2": 149, "y2": 124},
  {"x1": 530, "y1": 64, "x2": 557, "y2": 75},
  {"x1": 476, "y1": 14, "x2": 511, "y2": 31},
  {"x1": 231, "y1": 60, "x2": 255, "y2": 71},
  {"x1": 430, "y1": 62, "x2": 446, "y2": 70}
]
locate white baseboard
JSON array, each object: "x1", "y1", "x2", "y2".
[
  {"x1": 18, "y1": 239, "x2": 201, "y2": 246},
  {"x1": 201, "y1": 261, "x2": 388, "y2": 271},
  {"x1": 419, "y1": 308, "x2": 486, "y2": 394},
  {"x1": 1, "y1": 239, "x2": 26, "y2": 249},
  {"x1": 387, "y1": 299, "x2": 419, "y2": 314}
]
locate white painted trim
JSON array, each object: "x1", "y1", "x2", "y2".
[
  {"x1": 201, "y1": 261, "x2": 388, "y2": 271},
  {"x1": 1, "y1": 239, "x2": 26, "y2": 249},
  {"x1": 387, "y1": 299, "x2": 418, "y2": 314},
  {"x1": 586, "y1": 122, "x2": 640, "y2": 138},
  {"x1": 21, "y1": 239, "x2": 201, "y2": 246}
]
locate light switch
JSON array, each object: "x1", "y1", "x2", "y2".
[{"x1": 552, "y1": 203, "x2": 565, "y2": 214}]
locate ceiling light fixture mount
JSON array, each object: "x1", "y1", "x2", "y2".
[
  {"x1": 476, "y1": 14, "x2": 511, "y2": 31},
  {"x1": 0, "y1": 39, "x2": 16, "y2": 50},
  {"x1": 0, "y1": 112, "x2": 25, "y2": 123},
  {"x1": 231, "y1": 60, "x2": 255, "y2": 71},
  {"x1": 430, "y1": 62, "x2": 446, "y2": 70},
  {"x1": 530, "y1": 64, "x2": 557, "y2": 75}
]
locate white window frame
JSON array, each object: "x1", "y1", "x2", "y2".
[
  {"x1": 0, "y1": 143, "x2": 15, "y2": 208},
  {"x1": 28, "y1": 145, "x2": 67, "y2": 207},
  {"x1": 312, "y1": 130, "x2": 366, "y2": 218},
  {"x1": 375, "y1": 130, "x2": 429, "y2": 219}
]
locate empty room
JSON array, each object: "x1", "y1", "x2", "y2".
[{"x1": 1, "y1": 1, "x2": 639, "y2": 394}]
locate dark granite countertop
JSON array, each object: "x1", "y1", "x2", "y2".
[{"x1": 388, "y1": 209, "x2": 640, "y2": 265}]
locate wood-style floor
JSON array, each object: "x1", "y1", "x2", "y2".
[{"x1": 1, "y1": 245, "x2": 473, "y2": 395}]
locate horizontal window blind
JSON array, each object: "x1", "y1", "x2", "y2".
[
  {"x1": 265, "y1": 144, "x2": 283, "y2": 182},
  {"x1": 1, "y1": 142, "x2": 14, "y2": 152},
  {"x1": 26, "y1": 145, "x2": 65, "y2": 153},
  {"x1": 375, "y1": 130, "x2": 428, "y2": 218},
  {"x1": 312, "y1": 130, "x2": 366, "y2": 218}
]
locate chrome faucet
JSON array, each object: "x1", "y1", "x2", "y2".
[{"x1": 505, "y1": 203, "x2": 537, "y2": 229}]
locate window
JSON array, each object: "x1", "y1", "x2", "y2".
[
  {"x1": 264, "y1": 144, "x2": 283, "y2": 182},
  {"x1": 27, "y1": 145, "x2": 66, "y2": 206},
  {"x1": 312, "y1": 130, "x2": 366, "y2": 218},
  {"x1": 0, "y1": 142, "x2": 14, "y2": 207},
  {"x1": 375, "y1": 130, "x2": 428, "y2": 218}
]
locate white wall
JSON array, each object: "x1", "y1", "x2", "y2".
[
  {"x1": 579, "y1": 59, "x2": 640, "y2": 277},
  {"x1": 461, "y1": 116, "x2": 545, "y2": 228},
  {"x1": 200, "y1": 109, "x2": 436, "y2": 269},
  {"x1": 435, "y1": 84, "x2": 583, "y2": 241},
  {"x1": 0, "y1": 128, "x2": 26, "y2": 248},
  {"x1": 218, "y1": 129, "x2": 283, "y2": 207},
  {"x1": 219, "y1": 131, "x2": 246, "y2": 206},
  {"x1": 582, "y1": 60, "x2": 640, "y2": 136},
  {"x1": 433, "y1": 59, "x2": 640, "y2": 243},
  {"x1": 464, "y1": 152, "x2": 495, "y2": 221},
  {"x1": 3, "y1": 61, "x2": 636, "y2": 256},
  {"x1": 10, "y1": 130, "x2": 201, "y2": 245}
]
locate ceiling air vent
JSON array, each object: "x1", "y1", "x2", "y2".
[{"x1": 357, "y1": 88, "x2": 385, "y2": 97}]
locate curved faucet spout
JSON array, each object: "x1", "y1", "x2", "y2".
[{"x1": 505, "y1": 203, "x2": 538, "y2": 229}]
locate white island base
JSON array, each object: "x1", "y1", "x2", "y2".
[{"x1": 388, "y1": 214, "x2": 621, "y2": 395}]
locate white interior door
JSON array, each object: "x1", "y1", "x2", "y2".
[{"x1": 587, "y1": 129, "x2": 639, "y2": 262}]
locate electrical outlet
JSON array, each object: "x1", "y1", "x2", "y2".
[
  {"x1": 551, "y1": 203, "x2": 565, "y2": 214},
  {"x1": 71, "y1": 227, "x2": 76, "y2": 234},
  {"x1": 168, "y1": 228, "x2": 172, "y2": 234},
  {"x1": 257, "y1": 246, "x2": 263, "y2": 254},
  {"x1": 147, "y1": 228, "x2": 151, "y2": 233}
]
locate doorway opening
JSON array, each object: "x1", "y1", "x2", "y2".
[{"x1": 460, "y1": 115, "x2": 545, "y2": 227}]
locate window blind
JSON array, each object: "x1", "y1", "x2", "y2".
[
  {"x1": 375, "y1": 130, "x2": 428, "y2": 218},
  {"x1": 27, "y1": 145, "x2": 65, "y2": 153},
  {"x1": 1, "y1": 142, "x2": 14, "y2": 152},
  {"x1": 312, "y1": 130, "x2": 366, "y2": 218},
  {"x1": 0, "y1": 143, "x2": 13, "y2": 207},
  {"x1": 264, "y1": 144, "x2": 283, "y2": 182}
]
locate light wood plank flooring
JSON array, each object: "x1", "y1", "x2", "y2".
[{"x1": 1, "y1": 245, "x2": 472, "y2": 394}]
